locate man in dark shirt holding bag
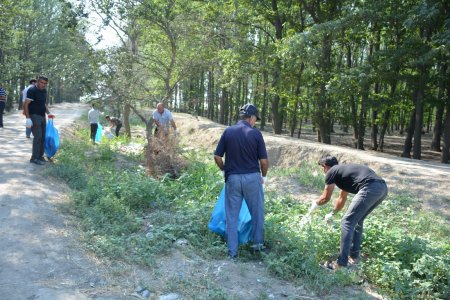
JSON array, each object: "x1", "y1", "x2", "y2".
[
  {"x1": 314, "y1": 156, "x2": 388, "y2": 270},
  {"x1": 214, "y1": 103, "x2": 269, "y2": 259},
  {"x1": 24, "y1": 75, "x2": 54, "y2": 165}
]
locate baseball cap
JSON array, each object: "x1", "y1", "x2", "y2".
[
  {"x1": 318, "y1": 156, "x2": 339, "y2": 167},
  {"x1": 239, "y1": 103, "x2": 261, "y2": 120}
]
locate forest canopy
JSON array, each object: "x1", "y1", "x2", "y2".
[{"x1": 0, "y1": 0, "x2": 449, "y2": 162}]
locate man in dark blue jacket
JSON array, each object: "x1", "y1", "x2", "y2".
[{"x1": 214, "y1": 103, "x2": 269, "y2": 258}]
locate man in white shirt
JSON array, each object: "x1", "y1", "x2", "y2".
[
  {"x1": 22, "y1": 79, "x2": 37, "y2": 138},
  {"x1": 88, "y1": 104, "x2": 100, "y2": 143},
  {"x1": 152, "y1": 102, "x2": 177, "y2": 137}
]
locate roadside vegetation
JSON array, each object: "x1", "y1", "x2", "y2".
[{"x1": 46, "y1": 123, "x2": 450, "y2": 299}]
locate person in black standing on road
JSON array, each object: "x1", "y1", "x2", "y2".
[
  {"x1": 0, "y1": 82, "x2": 7, "y2": 129},
  {"x1": 23, "y1": 75, "x2": 55, "y2": 165}
]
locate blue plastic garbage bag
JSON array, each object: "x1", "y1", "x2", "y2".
[
  {"x1": 44, "y1": 119, "x2": 60, "y2": 158},
  {"x1": 95, "y1": 122, "x2": 103, "y2": 142},
  {"x1": 208, "y1": 185, "x2": 252, "y2": 244}
]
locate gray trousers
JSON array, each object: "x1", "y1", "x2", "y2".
[
  {"x1": 338, "y1": 180, "x2": 388, "y2": 266},
  {"x1": 225, "y1": 173, "x2": 264, "y2": 257},
  {"x1": 30, "y1": 114, "x2": 46, "y2": 160}
]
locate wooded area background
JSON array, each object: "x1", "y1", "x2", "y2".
[{"x1": 0, "y1": 0, "x2": 449, "y2": 162}]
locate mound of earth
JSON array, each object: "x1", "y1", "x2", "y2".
[{"x1": 175, "y1": 113, "x2": 450, "y2": 219}]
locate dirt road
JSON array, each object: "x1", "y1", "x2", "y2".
[{"x1": 0, "y1": 103, "x2": 128, "y2": 300}]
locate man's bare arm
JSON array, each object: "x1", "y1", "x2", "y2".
[{"x1": 317, "y1": 184, "x2": 335, "y2": 205}]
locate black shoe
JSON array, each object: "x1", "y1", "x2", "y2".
[
  {"x1": 38, "y1": 157, "x2": 47, "y2": 162},
  {"x1": 30, "y1": 158, "x2": 45, "y2": 165},
  {"x1": 26, "y1": 135, "x2": 30, "y2": 138}
]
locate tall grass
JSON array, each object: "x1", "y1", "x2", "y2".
[{"x1": 46, "y1": 127, "x2": 450, "y2": 299}]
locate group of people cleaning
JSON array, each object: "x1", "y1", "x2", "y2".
[
  {"x1": 13, "y1": 74, "x2": 387, "y2": 270},
  {"x1": 87, "y1": 102, "x2": 177, "y2": 143},
  {"x1": 87, "y1": 104, "x2": 122, "y2": 143},
  {"x1": 214, "y1": 103, "x2": 388, "y2": 270}
]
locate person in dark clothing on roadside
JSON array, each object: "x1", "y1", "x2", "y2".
[
  {"x1": 23, "y1": 75, "x2": 55, "y2": 165},
  {"x1": 314, "y1": 156, "x2": 388, "y2": 270},
  {"x1": 0, "y1": 82, "x2": 6, "y2": 129}
]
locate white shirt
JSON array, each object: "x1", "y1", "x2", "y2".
[
  {"x1": 88, "y1": 108, "x2": 100, "y2": 124},
  {"x1": 153, "y1": 108, "x2": 173, "y2": 129},
  {"x1": 22, "y1": 84, "x2": 34, "y2": 102}
]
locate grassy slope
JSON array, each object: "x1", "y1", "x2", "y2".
[{"x1": 47, "y1": 122, "x2": 450, "y2": 299}]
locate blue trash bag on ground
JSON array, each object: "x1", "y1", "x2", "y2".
[
  {"x1": 95, "y1": 122, "x2": 103, "y2": 142},
  {"x1": 208, "y1": 185, "x2": 252, "y2": 244},
  {"x1": 45, "y1": 119, "x2": 60, "y2": 158}
]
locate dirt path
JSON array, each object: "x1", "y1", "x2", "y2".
[{"x1": 0, "y1": 103, "x2": 129, "y2": 300}]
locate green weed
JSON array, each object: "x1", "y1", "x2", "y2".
[{"x1": 47, "y1": 126, "x2": 450, "y2": 300}]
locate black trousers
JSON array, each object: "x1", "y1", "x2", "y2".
[
  {"x1": 115, "y1": 123, "x2": 122, "y2": 137},
  {"x1": 90, "y1": 123, "x2": 98, "y2": 142}
]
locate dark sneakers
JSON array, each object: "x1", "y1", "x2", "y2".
[{"x1": 30, "y1": 158, "x2": 45, "y2": 165}]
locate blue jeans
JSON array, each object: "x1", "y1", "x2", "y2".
[
  {"x1": 337, "y1": 180, "x2": 388, "y2": 266},
  {"x1": 225, "y1": 173, "x2": 264, "y2": 257},
  {"x1": 30, "y1": 114, "x2": 46, "y2": 160}
]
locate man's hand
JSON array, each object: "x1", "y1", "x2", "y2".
[
  {"x1": 26, "y1": 118, "x2": 33, "y2": 128},
  {"x1": 324, "y1": 212, "x2": 334, "y2": 224},
  {"x1": 48, "y1": 114, "x2": 55, "y2": 119}
]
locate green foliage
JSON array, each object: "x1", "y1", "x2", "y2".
[{"x1": 48, "y1": 128, "x2": 449, "y2": 299}]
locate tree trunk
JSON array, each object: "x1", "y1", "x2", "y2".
[
  {"x1": 269, "y1": 0, "x2": 283, "y2": 134},
  {"x1": 442, "y1": 84, "x2": 450, "y2": 163},
  {"x1": 357, "y1": 88, "x2": 368, "y2": 150},
  {"x1": 371, "y1": 82, "x2": 380, "y2": 150},
  {"x1": 271, "y1": 92, "x2": 282, "y2": 134},
  {"x1": 379, "y1": 83, "x2": 397, "y2": 151},
  {"x1": 402, "y1": 107, "x2": 416, "y2": 158},
  {"x1": 123, "y1": 103, "x2": 131, "y2": 138},
  {"x1": 442, "y1": 106, "x2": 450, "y2": 163},
  {"x1": 347, "y1": 45, "x2": 358, "y2": 148},
  {"x1": 378, "y1": 110, "x2": 390, "y2": 152},
  {"x1": 260, "y1": 70, "x2": 269, "y2": 131},
  {"x1": 431, "y1": 63, "x2": 447, "y2": 151},
  {"x1": 431, "y1": 104, "x2": 444, "y2": 152},
  {"x1": 207, "y1": 69, "x2": 214, "y2": 120},
  {"x1": 219, "y1": 87, "x2": 226, "y2": 125},
  {"x1": 130, "y1": 104, "x2": 152, "y2": 140},
  {"x1": 413, "y1": 83, "x2": 425, "y2": 160}
]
